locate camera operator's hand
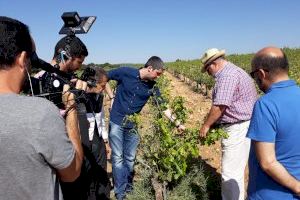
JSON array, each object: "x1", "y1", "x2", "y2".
[
  {"x1": 62, "y1": 84, "x2": 76, "y2": 109},
  {"x1": 73, "y1": 79, "x2": 88, "y2": 91}
]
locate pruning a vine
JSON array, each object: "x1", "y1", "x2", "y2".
[{"x1": 128, "y1": 75, "x2": 229, "y2": 200}]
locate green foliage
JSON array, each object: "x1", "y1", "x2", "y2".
[
  {"x1": 137, "y1": 75, "x2": 226, "y2": 186},
  {"x1": 82, "y1": 62, "x2": 121, "y2": 71},
  {"x1": 126, "y1": 170, "x2": 155, "y2": 200},
  {"x1": 123, "y1": 113, "x2": 142, "y2": 129},
  {"x1": 166, "y1": 48, "x2": 300, "y2": 95},
  {"x1": 200, "y1": 127, "x2": 229, "y2": 146},
  {"x1": 152, "y1": 118, "x2": 199, "y2": 183},
  {"x1": 283, "y1": 48, "x2": 300, "y2": 84},
  {"x1": 167, "y1": 163, "x2": 209, "y2": 200},
  {"x1": 170, "y1": 96, "x2": 189, "y2": 124},
  {"x1": 139, "y1": 75, "x2": 199, "y2": 184},
  {"x1": 155, "y1": 75, "x2": 171, "y2": 106}
]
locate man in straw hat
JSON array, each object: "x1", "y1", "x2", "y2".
[{"x1": 199, "y1": 48, "x2": 257, "y2": 200}]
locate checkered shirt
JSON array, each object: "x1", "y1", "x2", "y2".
[{"x1": 212, "y1": 62, "x2": 258, "y2": 124}]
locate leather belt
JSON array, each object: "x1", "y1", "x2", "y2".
[{"x1": 219, "y1": 120, "x2": 248, "y2": 127}]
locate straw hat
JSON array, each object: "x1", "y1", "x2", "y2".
[{"x1": 200, "y1": 48, "x2": 225, "y2": 72}]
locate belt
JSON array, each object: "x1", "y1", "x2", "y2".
[{"x1": 219, "y1": 120, "x2": 248, "y2": 127}]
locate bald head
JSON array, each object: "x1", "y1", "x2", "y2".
[
  {"x1": 252, "y1": 46, "x2": 289, "y2": 78},
  {"x1": 255, "y1": 46, "x2": 284, "y2": 58}
]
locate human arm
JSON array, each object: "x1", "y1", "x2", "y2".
[
  {"x1": 99, "y1": 108, "x2": 111, "y2": 153},
  {"x1": 254, "y1": 141, "x2": 300, "y2": 195},
  {"x1": 105, "y1": 83, "x2": 115, "y2": 111},
  {"x1": 99, "y1": 107, "x2": 108, "y2": 141},
  {"x1": 199, "y1": 74, "x2": 237, "y2": 137},
  {"x1": 151, "y1": 86, "x2": 185, "y2": 130},
  {"x1": 163, "y1": 108, "x2": 186, "y2": 131},
  {"x1": 57, "y1": 83, "x2": 83, "y2": 182},
  {"x1": 105, "y1": 83, "x2": 114, "y2": 100},
  {"x1": 199, "y1": 105, "x2": 226, "y2": 137},
  {"x1": 100, "y1": 110, "x2": 111, "y2": 153}
]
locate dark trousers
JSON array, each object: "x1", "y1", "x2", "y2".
[{"x1": 61, "y1": 104, "x2": 110, "y2": 200}]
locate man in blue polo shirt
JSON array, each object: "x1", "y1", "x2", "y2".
[
  {"x1": 107, "y1": 56, "x2": 184, "y2": 200},
  {"x1": 247, "y1": 46, "x2": 300, "y2": 199}
]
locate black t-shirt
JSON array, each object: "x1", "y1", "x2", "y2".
[{"x1": 85, "y1": 93, "x2": 104, "y2": 113}]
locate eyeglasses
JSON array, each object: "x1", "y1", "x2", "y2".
[
  {"x1": 250, "y1": 68, "x2": 269, "y2": 78},
  {"x1": 204, "y1": 62, "x2": 214, "y2": 72}
]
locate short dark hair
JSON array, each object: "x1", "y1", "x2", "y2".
[
  {"x1": 93, "y1": 67, "x2": 108, "y2": 83},
  {"x1": 0, "y1": 16, "x2": 33, "y2": 69},
  {"x1": 84, "y1": 66, "x2": 108, "y2": 83},
  {"x1": 144, "y1": 56, "x2": 165, "y2": 70},
  {"x1": 53, "y1": 35, "x2": 88, "y2": 59},
  {"x1": 251, "y1": 50, "x2": 289, "y2": 77}
]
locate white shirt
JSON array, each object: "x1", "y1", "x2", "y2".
[{"x1": 86, "y1": 107, "x2": 108, "y2": 141}]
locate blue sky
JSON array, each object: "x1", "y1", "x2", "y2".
[{"x1": 1, "y1": 0, "x2": 300, "y2": 64}]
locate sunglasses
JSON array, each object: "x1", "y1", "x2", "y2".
[{"x1": 250, "y1": 68, "x2": 269, "y2": 78}]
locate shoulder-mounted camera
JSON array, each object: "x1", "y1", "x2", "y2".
[{"x1": 23, "y1": 12, "x2": 97, "y2": 108}]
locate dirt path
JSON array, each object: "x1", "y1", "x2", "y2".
[{"x1": 164, "y1": 71, "x2": 222, "y2": 174}]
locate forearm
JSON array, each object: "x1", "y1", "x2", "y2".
[
  {"x1": 163, "y1": 108, "x2": 175, "y2": 121},
  {"x1": 203, "y1": 105, "x2": 225, "y2": 127},
  {"x1": 105, "y1": 83, "x2": 114, "y2": 99},
  {"x1": 256, "y1": 142, "x2": 300, "y2": 194},
  {"x1": 100, "y1": 110, "x2": 108, "y2": 140},
  {"x1": 262, "y1": 160, "x2": 300, "y2": 193},
  {"x1": 65, "y1": 109, "x2": 83, "y2": 174}
]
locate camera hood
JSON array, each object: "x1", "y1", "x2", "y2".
[{"x1": 59, "y1": 12, "x2": 96, "y2": 35}]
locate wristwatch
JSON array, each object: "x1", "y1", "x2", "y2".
[{"x1": 103, "y1": 139, "x2": 109, "y2": 143}]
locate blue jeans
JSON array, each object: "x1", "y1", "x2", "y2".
[{"x1": 109, "y1": 121, "x2": 140, "y2": 199}]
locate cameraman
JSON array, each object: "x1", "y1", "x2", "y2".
[
  {"x1": 36, "y1": 35, "x2": 111, "y2": 200},
  {"x1": 34, "y1": 35, "x2": 88, "y2": 110},
  {"x1": 0, "y1": 16, "x2": 83, "y2": 200}
]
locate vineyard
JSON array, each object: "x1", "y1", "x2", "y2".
[
  {"x1": 166, "y1": 48, "x2": 300, "y2": 95},
  {"x1": 106, "y1": 47, "x2": 300, "y2": 200},
  {"x1": 121, "y1": 74, "x2": 223, "y2": 200}
]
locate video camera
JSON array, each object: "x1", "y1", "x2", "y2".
[{"x1": 24, "y1": 12, "x2": 97, "y2": 109}]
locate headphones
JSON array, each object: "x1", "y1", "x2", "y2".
[{"x1": 57, "y1": 47, "x2": 71, "y2": 64}]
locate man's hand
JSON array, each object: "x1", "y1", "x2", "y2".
[
  {"x1": 294, "y1": 182, "x2": 300, "y2": 196},
  {"x1": 74, "y1": 79, "x2": 88, "y2": 91},
  {"x1": 62, "y1": 84, "x2": 75, "y2": 109},
  {"x1": 199, "y1": 105, "x2": 226, "y2": 138},
  {"x1": 177, "y1": 124, "x2": 186, "y2": 131},
  {"x1": 199, "y1": 124, "x2": 210, "y2": 138}
]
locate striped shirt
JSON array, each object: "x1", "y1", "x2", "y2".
[{"x1": 213, "y1": 62, "x2": 257, "y2": 124}]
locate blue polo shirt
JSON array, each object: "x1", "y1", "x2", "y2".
[
  {"x1": 247, "y1": 80, "x2": 300, "y2": 200},
  {"x1": 108, "y1": 67, "x2": 161, "y2": 128}
]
